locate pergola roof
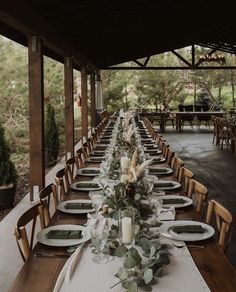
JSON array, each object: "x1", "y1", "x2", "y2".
[{"x1": 0, "y1": 0, "x2": 236, "y2": 69}]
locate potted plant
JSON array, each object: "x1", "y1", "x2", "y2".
[
  {"x1": 45, "y1": 103, "x2": 60, "y2": 167},
  {"x1": 0, "y1": 123, "x2": 17, "y2": 209}
]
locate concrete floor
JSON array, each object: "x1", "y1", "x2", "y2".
[
  {"x1": 0, "y1": 130, "x2": 236, "y2": 291},
  {"x1": 163, "y1": 126, "x2": 236, "y2": 268}
]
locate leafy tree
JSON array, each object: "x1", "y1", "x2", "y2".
[
  {"x1": 0, "y1": 123, "x2": 17, "y2": 186},
  {"x1": 45, "y1": 104, "x2": 60, "y2": 166}
]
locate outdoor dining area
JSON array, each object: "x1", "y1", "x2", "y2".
[
  {"x1": 1, "y1": 1, "x2": 236, "y2": 292},
  {"x1": 9, "y1": 111, "x2": 236, "y2": 291}
]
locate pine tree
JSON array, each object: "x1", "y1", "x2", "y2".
[
  {"x1": 45, "y1": 104, "x2": 60, "y2": 166},
  {"x1": 0, "y1": 123, "x2": 17, "y2": 185}
]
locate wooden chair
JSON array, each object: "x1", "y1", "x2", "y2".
[
  {"x1": 171, "y1": 156, "x2": 184, "y2": 179},
  {"x1": 206, "y1": 200, "x2": 233, "y2": 252},
  {"x1": 166, "y1": 148, "x2": 175, "y2": 166},
  {"x1": 76, "y1": 147, "x2": 86, "y2": 168},
  {"x1": 187, "y1": 179, "x2": 208, "y2": 216},
  {"x1": 55, "y1": 168, "x2": 69, "y2": 201},
  {"x1": 162, "y1": 142, "x2": 169, "y2": 157},
  {"x1": 218, "y1": 118, "x2": 231, "y2": 149},
  {"x1": 14, "y1": 203, "x2": 45, "y2": 261},
  {"x1": 39, "y1": 184, "x2": 58, "y2": 226},
  {"x1": 65, "y1": 156, "x2": 78, "y2": 185},
  {"x1": 178, "y1": 167, "x2": 194, "y2": 195}
]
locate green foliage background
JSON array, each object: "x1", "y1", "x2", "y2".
[{"x1": 0, "y1": 35, "x2": 236, "y2": 180}]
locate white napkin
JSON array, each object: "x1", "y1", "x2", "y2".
[
  {"x1": 159, "y1": 207, "x2": 175, "y2": 221},
  {"x1": 53, "y1": 243, "x2": 86, "y2": 292}
]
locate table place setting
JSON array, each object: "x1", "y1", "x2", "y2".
[
  {"x1": 42, "y1": 111, "x2": 215, "y2": 292},
  {"x1": 69, "y1": 181, "x2": 102, "y2": 191},
  {"x1": 77, "y1": 167, "x2": 100, "y2": 177},
  {"x1": 148, "y1": 167, "x2": 173, "y2": 176},
  {"x1": 57, "y1": 199, "x2": 95, "y2": 214}
]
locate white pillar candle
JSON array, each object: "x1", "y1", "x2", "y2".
[
  {"x1": 120, "y1": 174, "x2": 128, "y2": 185},
  {"x1": 122, "y1": 217, "x2": 132, "y2": 244},
  {"x1": 121, "y1": 156, "x2": 129, "y2": 171}
]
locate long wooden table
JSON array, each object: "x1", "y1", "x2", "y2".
[
  {"x1": 9, "y1": 160, "x2": 236, "y2": 292},
  {"x1": 139, "y1": 111, "x2": 224, "y2": 132}
]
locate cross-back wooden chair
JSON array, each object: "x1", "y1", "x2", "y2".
[
  {"x1": 166, "y1": 148, "x2": 175, "y2": 166},
  {"x1": 187, "y1": 179, "x2": 208, "y2": 216},
  {"x1": 39, "y1": 183, "x2": 58, "y2": 227},
  {"x1": 218, "y1": 118, "x2": 231, "y2": 149},
  {"x1": 14, "y1": 203, "x2": 45, "y2": 262},
  {"x1": 82, "y1": 141, "x2": 90, "y2": 159},
  {"x1": 162, "y1": 142, "x2": 169, "y2": 158},
  {"x1": 178, "y1": 167, "x2": 194, "y2": 195},
  {"x1": 65, "y1": 156, "x2": 78, "y2": 185},
  {"x1": 171, "y1": 156, "x2": 184, "y2": 179},
  {"x1": 206, "y1": 199, "x2": 233, "y2": 252},
  {"x1": 158, "y1": 137, "x2": 166, "y2": 152},
  {"x1": 55, "y1": 168, "x2": 69, "y2": 201},
  {"x1": 76, "y1": 147, "x2": 85, "y2": 168}
]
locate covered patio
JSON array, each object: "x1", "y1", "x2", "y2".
[{"x1": 0, "y1": 1, "x2": 236, "y2": 291}]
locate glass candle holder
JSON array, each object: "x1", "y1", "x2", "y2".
[{"x1": 119, "y1": 207, "x2": 135, "y2": 245}]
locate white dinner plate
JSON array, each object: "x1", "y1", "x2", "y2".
[
  {"x1": 77, "y1": 167, "x2": 100, "y2": 177},
  {"x1": 154, "y1": 180, "x2": 181, "y2": 190},
  {"x1": 148, "y1": 167, "x2": 173, "y2": 175},
  {"x1": 144, "y1": 144, "x2": 159, "y2": 149},
  {"x1": 150, "y1": 157, "x2": 166, "y2": 164},
  {"x1": 36, "y1": 224, "x2": 91, "y2": 247},
  {"x1": 86, "y1": 157, "x2": 105, "y2": 163},
  {"x1": 57, "y1": 199, "x2": 95, "y2": 214},
  {"x1": 160, "y1": 220, "x2": 215, "y2": 241},
  {"x1": 145, "y1": 149, "x2": 162, "y2": 155},
  {"x1": 159, "y1": 195, "x2": 192, "y2": 208},
  {"x1": 70, "y1": 181, "x2": 102, "y2": 191}
]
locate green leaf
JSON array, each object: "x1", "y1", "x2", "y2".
[
  {"x1": 115, "y1": 244, "x2": 128, "y2": 257},
  {"x1": 143, "y1": 268, "x2": 153, "y2": 285},
  {"x1": 127, "y1": 281, "x2": 138, "y2": 292},
  {"x1": 124, "y1": 256, "x2": 138, "y2": 269},
  {"x1": 111, "y1": 210, "x2": 120, "y2": 220},
  {"x1": 139, "y1": 237, "x2": 150, "y2": 253},
  {"x1": 114, "y1": 267, "x2": 128, "y2": 280},
  {"x1": 149, "y1": 246, "x2": 156, "y2": 258}
]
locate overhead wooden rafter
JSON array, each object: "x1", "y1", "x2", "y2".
[
  {"x1": 102, "y1": 44, "x2": 236, "y2": 70},
  {"x1": 0, "y1": 0, "x2": 97, "y2": 71}
]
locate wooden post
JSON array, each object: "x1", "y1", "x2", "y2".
[
  {"x1": 28, "y1": 36, "x2": 45, "y2": 201},
  {"x1": 90, "y1": 72, "x2": 96, "y2": 128},
  {"x1": 64, "y1": 57, "x2": 74, "y2": 160},
  {"x1": 81, "y1": 66, "x2": 88, "y2": 138}
]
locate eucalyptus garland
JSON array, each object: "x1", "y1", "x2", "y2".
[{"x1": 101, "y1": 117, "x2": 171, "y2": 291}]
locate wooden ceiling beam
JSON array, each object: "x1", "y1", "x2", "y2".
[{"x1": 0, "y1": 0, "x2": 97, "y2": 70}]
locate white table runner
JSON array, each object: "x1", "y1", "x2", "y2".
[{"x1": 54, "y1": 241, "x2": 210, "y2": 292}]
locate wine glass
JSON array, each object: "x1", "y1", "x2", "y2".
[
  {"x1": 154, "y1": 198, "x2": 163, "y2": 222},
  {"x1": 147, "y1": 175, "x2": 155, "y2": 196},
  {"x1": 89, "y1": 191, "x2": 105, "y2": 217},
  {"x1": 90, "y1": 218, "x2": 110, "y2": 264},
  {"x1": 99, "y1": 172, "x2": 108, "y2": 195}
]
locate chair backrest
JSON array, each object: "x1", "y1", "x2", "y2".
[
  {"x1": 162, "y1": 142, "x2": 169, "y2": 157},
  {"x1": 188, "y1": 179, "x2": 208, "y2": 216},
  {"x1": 166, "y1": 148, "x2": 175, "y2": 166},
  {"x1": 15, "y1": 203, "x2": 45, "y2": 261},
  {"x1": 55, "y1": 168, "x2": 69, "y2": 201},
  {"x1": 39, "y1": 183, "x2": 58, "y2": 226},
  {"x1": 206, "y1": 199, "x2": 233, "y2": 251},
  {"x1": 76, "y1": 147, "x2": 85, "y2": 168},
  {"x1": 178, "y1": 167, "x2": 194, "y2": 194},
  {"x1": 65, "y1": 156, "x2": 77, "y2": 184},
  {"x1": 171, "y1": 156, "x2": 184, "y2": 179}
]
